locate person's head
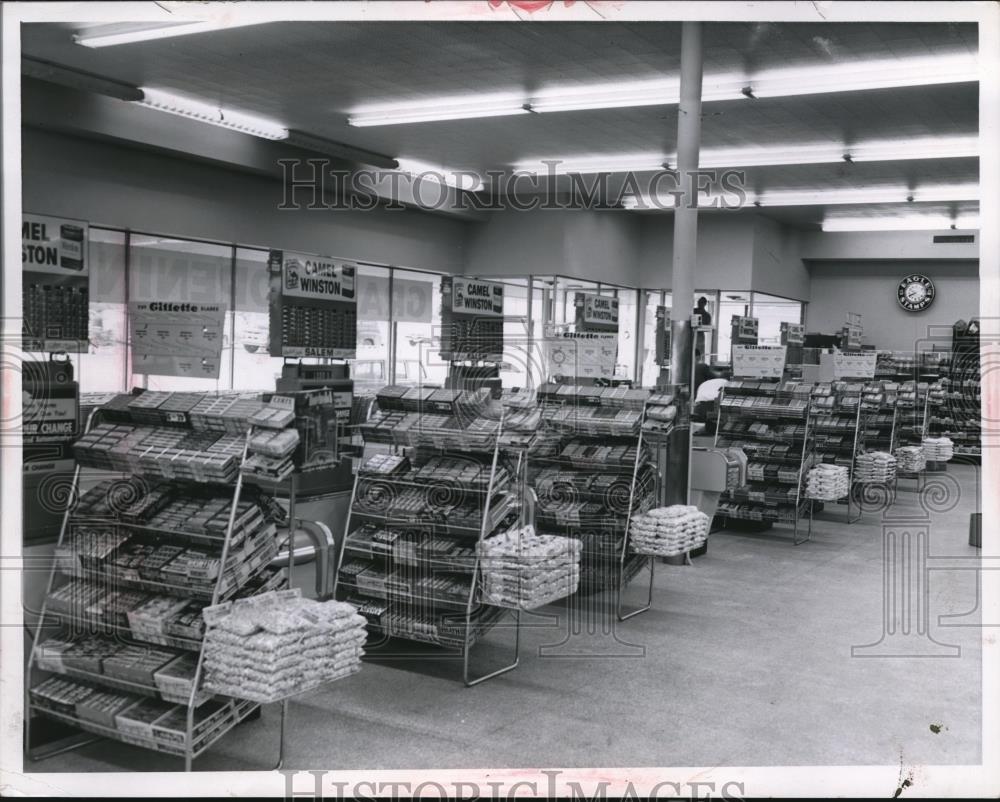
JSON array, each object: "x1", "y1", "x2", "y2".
[{"x1": 697, "y1": 296, "x2": 708, "y2": 309}]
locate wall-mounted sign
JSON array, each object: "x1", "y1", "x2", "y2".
[
  {"x1": 22, "y1": 213, "x2": 90, "y2": 353},
  {"x1": 268, "y1": 249, "x2": 358, "y2": 358},
  {"x1": 897, "y1": 274, "x2": 935, "y2": 312},
  {"x1": 732, "y1": 345, "x2": 787, "y2": 379},
  {"x1": 574, "y1": 292, "x2": 619, "y2": 333},
  {"x1": 129, "y1": 301, "x2": 226, "y2": 378},
  {"x1": 440, "y1": 277, "x2": 504, "y2": 362}
]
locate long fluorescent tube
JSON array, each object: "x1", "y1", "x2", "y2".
[
  {"x1": 395, "y1": 158, "x2": 484, "y2": 192},
  {"x1": 518, "y1": 135, "x2": 978, "y2": 174},
  {"x1": 822, "y1": 215, "x2": 981, "y2": 232},
  {"x1": 349, "y1": 94, "x2": 528, "y2": 127},
  {"x1": 74, "y1": 20, "x2": 266, "y2": 48},
  {"x1": 349, "y1": 52, "x2": 978, "y2": 126},
  {"x1": 753, "y1": 184, "x2": 979, "y2": 206},
  {"x1": 136, "y1": 88, "x2": 289, "y2": 140},
  {"x1": 623, "y1": 184, "x2": 979, "y2": 210}
]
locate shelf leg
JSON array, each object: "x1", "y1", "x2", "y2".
[
  {"x1": 616, "y1": 556, "x2": 655, "y2": 621},
  {"x1": 270, "y1": 700, "x2": 288, "y2": 770},
  {"x1": 464, "y1": 608, "x2": 520, "y2": 687}
]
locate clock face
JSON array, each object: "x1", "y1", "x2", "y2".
[{"x1": 897, "y1": 274, "x2": 935, "y2": 312}]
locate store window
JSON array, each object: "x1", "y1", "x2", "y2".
[
  {"x1": 128, "y1": 235, "x2": 233, "y2": 392},
  {"x1": 640, "y1": 289, "x2": 666, "y2": 387},
  {"x1": 391, "y1": 268, "x2": 447, "y2": 387},
  {"x1": 353, "y1": 264, "x2": 393, "y2": 393},
  {"x1": 496, "y1": 278, "x2": 532, "y2": 390},
  {"x1": 76, "y1": 228, "x2": 127, "y2": 393},
  {"x1": 232, "y1": 247, "x2": 284, "y2": 391},
  {"x1": 751, "y1": 292, "x2": 804, "y2": 346},
  {"x1": 615, "y1": 287, "x2": 638, "y2": 382},
  {"x1": 715, "y1": 290, "x2": 750, "y2": 365}
]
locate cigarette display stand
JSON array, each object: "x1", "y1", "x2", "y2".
[
  {"x1": 808, "y1": 382, "x2": 863, "y2": 523},
  {"x1": 531, "y1": 383, "x2": 656, "y2": 618},
  {"x1": 334, "y1": 385, "x2": 524, "y2": 686},
  {"x1": 24, "y1": 390, "x2": 311, "y2": 771},
  {"x1": 714, "y1": 380, "x2": 816, "y2": 545}
]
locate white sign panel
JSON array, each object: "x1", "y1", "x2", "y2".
[
  {"x1": 451, "y1": 278, "x2": 503, "y2": 317},
  {"x1": 281, "y1": 253, "x2": 356, "y2": 301},
  {"x1": 833, "y1": 351, "x2": 877, "y2": 379},
  {"x1": 129, "y1": 301, "x2": 226, "y2": 378},
  {"x1": 732, "y1": 345, "x2": 787, "y2": 378},
  {"x1": 544, "y1": 328, "x2": 619, "y2": 380}
]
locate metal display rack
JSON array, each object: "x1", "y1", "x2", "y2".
[
  {"x1": 530, "y1": 383, "x2": 655, "y2": 616},
  {"x1": 928, "y1": 351, "x2": 981, "y2": 459},
  {"x1": 25, "y1": 394, "x2": 301, "y2": 772},
  {"x1": 895, "y1": 382, "x2": 931, "y2": 480},
  {"x1": 333, "y1": 387, "x2": 523, "y2": 686},
  {"x1": 713, "y1": 380, "x2": 815, "y2": 545},
  {"x1": 808, "y1": 382, "x2": 864, "y2": 524}
]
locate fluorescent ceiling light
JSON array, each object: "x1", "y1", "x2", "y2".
[
  {"x1": 518, "y1": 135, "x2": 978, "y2": 174},
  {"x1": 396, "y1": 158, "x2": 484, "y2": 192},
  {"x1": 135, "y1": 88, "x2": 289, "y2": 140},
  {"x1": 285, "y1": 130, "x2": 398, "y2": 169},
  {"x1": 22, "y1": 57, "x2": 144, "y2": 101},
  {"x1": 74, "y1": 20, "x2": 267, "y2": 48},
  {"x1": 348, "y1": 94, "x2": 527, "y2": 127},
  {"x1": 623, "y1": 183, "x2": 979, "y2": 210},
  {"x1": 349, "y1": 52, "x2": 977, "y2": 126},
  {"x1": 822, "y1": 215, "x2": 981, "y2": 232},
  {"x1": 752, "y1": 184, "x2": 979, "y2": 206}
]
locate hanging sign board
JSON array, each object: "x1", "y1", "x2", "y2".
[
  {"x1": 574, "y1": 292, "x2": 619, "y2": 333},
  {"x1": 833, "y1": 351, "x2": 877, "y2": 379},
  {"x1": 22, "y1": 213, "x2": 90, "y2": 353},
  {"x1": 129, "y1": 301, "x2": 225, "y2": 378},
  {"x1": 732, "y1": 345, "x2": 787, "y2": 379},
  {"x1": 440, "y1": 276, "x2": 504, "y2": 362},
  {"x1": 543, "y1": 325, "x2": 618, "y2": 380},
  {"x1": 780, "y1": 322, "x2": 805, "y2": 345},
  {"x1": 267, "y1": 249, "x2": 358, "y2": 358}
]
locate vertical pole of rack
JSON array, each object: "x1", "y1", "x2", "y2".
[
  {"x1": 617, "y1": 400, "x2": 653, "y2": 621},
  {"x1": 332, "y1": 462, "x2": 362, "y2": 599},
  {"x1": 25, "y1": 409, "x2": 98, "y2": 761},
  {"x1": 184, "y1": 426, "x2": 250, "y2": 772},
  {"x1": 847, "y1": 399, "x2": 863, "y2": 524},
  {"x1": 794, "y1": 393, "x2": 812, "y2": 546}
]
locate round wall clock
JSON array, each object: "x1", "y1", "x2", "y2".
[{"x1": 897, "y1": 274, "x2": 935, "y2": 312}]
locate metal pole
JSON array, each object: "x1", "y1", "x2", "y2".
[{"x1": 669, "y1": 20, "x2": 704, "y2": 379}]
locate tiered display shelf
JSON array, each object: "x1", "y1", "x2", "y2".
[
  {"x1": 26, "y1": 391, "x2": 295, "y2": 771},
  {"x1": 895, "y1": 380, "x2": 931, "y2": 477},
  {"x1": 531, "y1": 383, "x2": 656, "y2": 618},
  {"x1": 713, "y1": 380, "x2": 815, "y2": 544},
  {"x1": 928, "y1": 352, "x2": 981, "y2": 458},
  {"x1": 808, "y1": 382, "x2": 863, "y2": 523},
  {"x1": 334, "y1": 386, "x2": 522, "y2": 686}
]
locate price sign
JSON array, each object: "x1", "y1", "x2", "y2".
[
  {"x1": 732, "y1": 345, "x2": 787, "y2": 378},
  {"x1": 129, "y1": 301, "x2": 226, "y2": 378},
  {"x1": 833, "y1": 351, "x2": 877, "y2": 379}
]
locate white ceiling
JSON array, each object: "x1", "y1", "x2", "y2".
[{"x1": 21, "y1": 20, "x2": 980, "y2": 228}]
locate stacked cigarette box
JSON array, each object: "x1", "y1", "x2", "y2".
[
  {"x1": 895, "y1": 445, "x2": 926, "y2": 474},
  {"x1": 805, "y1": 464, "x2": 850, "y2": 500},
  {"x1": 854, "y1": 451, "x2": 897, "y2": 484},
  {"x1": 921, "y1": 436, "x2": 954, "y2": 462}
]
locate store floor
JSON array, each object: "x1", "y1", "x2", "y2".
[{"x1": 28, "y1": 463, "x2": 983, "y2": 771}]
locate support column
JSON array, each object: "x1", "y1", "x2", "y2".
[{"x1": 668, "y1": 21, "x2": 704, "y2": 504}]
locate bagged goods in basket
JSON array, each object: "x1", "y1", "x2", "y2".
[
  {"x1": 921, "y1": 437, "x2": 954, "y2": 462},
  {"x1": 895, "y1": 446, "x2": 926, "y2": 474},
  {"x1": 629, "y1": 505, "x2": 710, "y2": 557},
  {"x1": 202, "y1": 589, "x2": 366, "y2": 703},
  {"x1": 854, "y1": 451, "x2": 897, "y2": 484},
  {"x1": 805, "y1": 464, "x2": 850, "y2": 501},
  {"x1": 478, "y1": 525, "x2": 581, "y2": 609}
]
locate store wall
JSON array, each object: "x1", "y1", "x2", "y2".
[
  {"x1": 751, "y1": 216, "x2": 810, "y2": 301},
  {"x1": 806, "y1": 261, "x2": 979, "y2": 350},
  {"x1": 637, "y1": 214, "x2": 756, "y2": 291},
  {"x1": 464, "y1": 208, "x2": 641, "y2": 284},
  {"x1": 22, "y1": 130, "x2": 468, "y2": 272},
  {"x1": 798, "y1": 229, "x2": 979, "y2": 261}
]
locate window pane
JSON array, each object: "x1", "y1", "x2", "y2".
[
  {"x1": 715, "y1": 291, "x2": 751, "y2": 365},
  {"x1": 232, "y1": 247, "x2": 284, "y2": 391},
  {"x1": 354, "y1": 264, "x2": 392, "y2": 395},
  {"x1": 752, "y1": 292, "x2": 804, "y2": 346},
  {"x1": 128, "y1": 235, "x2": 232, "y2": 392},
  {"x1": 615, "y1": 288, "x2": 637, "y2": 382},
  {"x1": 640, "y1": 290, "x2": 663, "y2": 387},
  {"x1": 392, "y1": 269, "x2": 447, "y2": 387},
  {"x1": 81, "y1": 228, "x2": 127, "y2": 392}
]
